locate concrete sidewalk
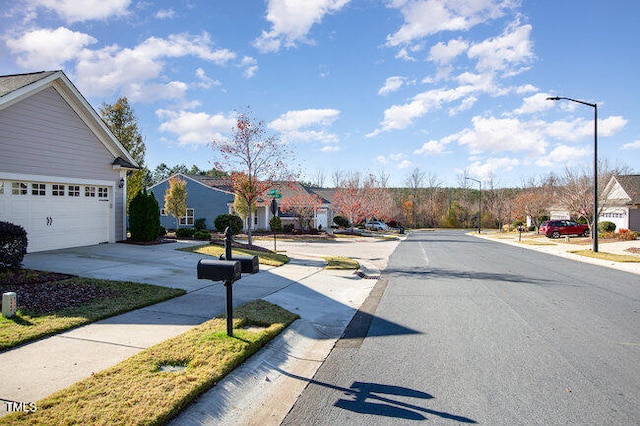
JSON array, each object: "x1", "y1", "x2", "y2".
[{"x1": 1, "y1": 238, "x2": 400, "y2": 422}]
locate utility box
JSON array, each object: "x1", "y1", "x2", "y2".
[
  {"x1": 2, "y1": 292, "x2": 17, "y2": 318},
  {"x1": 219, "y1": 254, "x2": 259, "y2": 274},
  {"x1": 197, "y1": 259, "x2": 241, "y2": 282}
]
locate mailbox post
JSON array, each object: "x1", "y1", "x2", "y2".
[{"x1": 197, "y1": 226, "x2": 241, "y2": 336}]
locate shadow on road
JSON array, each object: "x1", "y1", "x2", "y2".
[{"x1": 279, "y1": 367, "x2": 477, "y2": 423}]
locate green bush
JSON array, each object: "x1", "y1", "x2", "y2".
[
  {"x1": 333, "y1": 215, "x2": 350, "y2": 228},
  {"x1": 269, "y1": 216, "x2": 282, "y2": 232},
  {"x1": 129, "y1": 190, "x2": 162, "y2": 242},
  {"x1": 214, "y1": 214, "x2": 243, "y2": 235},
  {"x1": 194, "y1": 229, "x2": 211, "y2": 240},
  {"x1": 0, "y1": 221, "x2": 28, "y2": 269},
  {"x1": 175, "y1": 227, "x2": 195, "y2": 238},
  {"x1": 598, "y1": 221, "x2": 616, "y2": 232},
  {"x1": 194, "y1": 218, "x2": 206, "y2": 231},
  {"x1": 283, "y1": 224, "x2": 295, "y2": 233},
  {"x1": 158, "y1": 226, "x2": 166, "y2": 237}
]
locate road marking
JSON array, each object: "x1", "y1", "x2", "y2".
[
  {"x1": 421, "y1": 244, "x2": 429, "y2": 265},
  {"x1": 619, "y1": 342, "x2": 640, "y2": 346}
]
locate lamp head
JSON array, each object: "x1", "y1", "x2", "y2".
[{"x1": 546, "y1": 96, "x2": 561, "y2": 101}]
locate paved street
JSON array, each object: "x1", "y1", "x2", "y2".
[{"x1": 282, "y1": 230, "x2": 640, "y2": 425}]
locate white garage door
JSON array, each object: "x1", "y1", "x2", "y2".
[{"x1": 0, "y1": 180, "x2": 111, "y2": 252}]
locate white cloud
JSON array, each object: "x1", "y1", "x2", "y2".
[
  {"x1": 544, "y1": 116, "x2": 627, "y2": 141},
  {"x1": 269, "y1": 108, "x2": 341, "y2": 145},
  {"x1": 468, "y1": 157, "x2": 520, "y2": 180},
  {"x1": 622, "y1": 140, "x2": 640, "y2": 150},
  {"x1": 599, "y1": 116, "x2": 627, "y2": 136},
  {"x1": 513, "y1": 92, "x2": 552, "y2": 115},
  {"x1": 6, "y1": 27, "x2": 96, "y2": 69},
  {"x1": 156, "y1": 109, "x2": 236, "y2": 146},
  {"x1": 386, "y1": 0, "x2": 515, "y2": 47},
  {"x1": 536, "y1": 145, "x2": 589, "y2": 167},
  {"x1": 398, "y1": 160, "x2": 413, "y2": 169},
  {"x1": 194, "y1": 68, "x2": 221, "y2": 89},
  {"x1": 456, "y1": 115, "x2": 547, "y2": 156},
  {"x1": 414, "y1": 139, "x2": 451, "y2": 156},
  {"x1": 239, "y1": 56, "x2": 258, "y2": 78},
  {"x1": 155, "y1": 9, "x2": 175, "y2": 19},
  {"x1": 429, "y1": 38, "x2": 469, "y2": 65},
  {"x1": 26, "y1": 0, "x2": 131, "y2": 23},
  {"x1": 254, "y1": 0, "x2": 351, "y2": 53},
  {"x1": 321, "y1": 145, "x2": 342, "y2": 152},
  {"x1": 467, "y1": 22, "x2": 534, "y2": 75},
  {"x1": 378, "y1": 76, "x2": 406, "y2": 96}
]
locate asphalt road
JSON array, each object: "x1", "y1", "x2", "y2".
[{"x1": 281, "y1": 230, "x2": 640, "y2": 425}]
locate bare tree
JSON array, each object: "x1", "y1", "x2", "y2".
[
  {"x1": 331, "y1": 169, "x2": 345, "y2": 188},
  {"x1": 313, "y1": 168, "x2": 326, "y2": 188}
]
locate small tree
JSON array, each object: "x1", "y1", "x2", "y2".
[
  {"x1": 214, "y1": 214, "x2": 244, "y2": 235},
  {"x1": 129, "y1": 190, "x2": 161, "y2": 242},
  {"x1": 164, "y1": 176, "x2": 188, "y2": 229},
  {"x1": 280, "y1": 191, "x2": 323, "y2": 231},
  {"x1": 0, "y1": 221, "x2": 28, "y2": 269}
]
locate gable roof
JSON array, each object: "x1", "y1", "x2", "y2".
[
  {"x1": 147, "y1": 173, "x2": 235, "y2": 195},
  {"x1": 0, "y1": 70, "x2": 139, "y2": 170},
  {"x1": 615, "y1": 175, "x2": 640, "y2": 204}
]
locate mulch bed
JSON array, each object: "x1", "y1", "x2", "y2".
[{"x1": 0, "y1": 269, "x2": 116, "y2": 314}]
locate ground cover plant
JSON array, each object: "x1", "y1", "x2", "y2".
[
  {"x1": 181, "y1": 244, "x2": 289, "y2": 267},
  {"x1": 1, "y1": 299, "x2": 298, "y2": 425},
  {"x1": 0, "y1": 269, "x2": 185, "y2": 352},
  {"x1": 324, "y1": 256, "x2": 360, "y2": 270}
]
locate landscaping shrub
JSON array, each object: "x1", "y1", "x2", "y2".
[
  {"x1": 214, "y1": 214, "x2": 243, "y2": 235},
  {"x1": 158, "y1": 226, "x2": 166, "y2": 237},
  {"x1": 598, "y1": 221, "x2": 616, "y2": 233},
  {"x1": 269, "y1": 216, "x2": 282, "y2": 232},
  {"x1": 175, "y1": 227, "x2": 195, "y2": 238},
  {"x1": 0, "y1": 221, "x2": 28, "y2": 269},
  {"x1": 616, "y1": 229, "x2": 638, "y2": 241},
  {"x1": 194, "y1": 229, "x2": 211, "y2": 240},
  {"x1": 194, "y1": 218, "x2": 206, "y2": 231},
  {"x1": 333, "y1": 215, "x2": 350, "y2": 228},
  {"x1": 129, "y1": 190, "x2": 162, "y2": 242},
  {"x1": 387, "y1": 220, "x2": 401, "y2": 228},
  {"x1": 283, "y1": 224, "x2": 295, "y2": 233}
]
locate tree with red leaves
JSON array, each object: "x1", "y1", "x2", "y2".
[
  {"x1": 280, "y1": 190, "x2": 323, "y2": 231},
  {"x1": 212, "y1": 108, "x2": 295, "y2": 245}
]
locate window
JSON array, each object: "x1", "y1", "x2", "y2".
[
  {"x1": 179, "y1": 208, "x2": 195, "y2": 226},
  {"x1": 52, "y1": 184, "x2": 65, "y2": 196},
  {"x1": 12, "y1": 182, "x2": 27, "y2": 195},
  {"x1": 0, "y1": 182, "x2": 3, "y2": 195},
  {"x1": 85, "y1": 186, "x2": 96, "y2": 197},
  {"x1": 31, "y1": 183, "x2": 46, "y2": 196},
  {"x1": 161, "y1": 209, "x2": 167, "y2": 216},
  {"x1": 98, "y1": 187, "x2": 109, "y2": 199},
  {"x1": 68, "y1": 185, "x2": 80, "y2": 197}
]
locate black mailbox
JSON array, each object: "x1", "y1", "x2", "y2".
[
  {"x1": 218, "y1": 254, "x2": 259, "y2": 274},
  {"x1": 197, "y1": 259, "x2": 241, "y2": 282}
]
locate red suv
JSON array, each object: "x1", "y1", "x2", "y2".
[{"x1": 539, "y1": 220, "x2": 590, "y2": 238}]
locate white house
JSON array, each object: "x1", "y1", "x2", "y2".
[
  {"x1": 601, "y1": 175, "x2": 640, "y2": 232},
  {"x1": 0, "y1": 71, "x2": 139, "y2": 252}
]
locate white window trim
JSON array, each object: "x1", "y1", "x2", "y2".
[{"x1": 179, "y1": 208, "x2": 195, "y2": 226}]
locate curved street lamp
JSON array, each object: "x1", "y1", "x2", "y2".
[
  {"x1": 465, "y1": 177, "x2": 481, "y2": 234},
  {"x1": 546, "y1": 96, "x2": 598, "y2": 252}
]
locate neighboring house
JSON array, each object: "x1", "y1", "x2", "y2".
[
  {"x1": 148, "y1": 173, "x2": 234, "y2": 230},
  {"x1": 0, "y1": 71, "x2": 139, "y2": 252},
  {"x1": 601, "y1": 174, "x2": 640, "y2": 232}
]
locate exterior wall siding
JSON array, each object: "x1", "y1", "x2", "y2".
[
  {"x1": 629, "y1": 208, "x2": 640, "y2": 232},
  {"x1": 0, "y1": 87, "x2": 125, "y2": 242},
  {"x1": 150, "y1": 178, "x2": 234, "y2": 230}
]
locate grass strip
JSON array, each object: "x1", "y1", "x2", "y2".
[
  {"x1": 570, "y1": 250, "x2": 640, "y2": 263},
  {"x1": 181, "y1": 244, "x2": 289, "y2": 266},
  {"x1": 0, "y1": 279, "x2": 185, "y2": 352},
  {"x1": 2, "y1": 299, "x2": 299, "y2": 426},
  {"x1": 324, "y1": 256, "x2": 360, "y2": 270},
  {"x1": 518, "y1": 240, "x2": 557, "y2": 246}
]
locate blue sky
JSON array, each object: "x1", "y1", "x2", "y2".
[{"x1": 1, "y1": 1, "x2": 638, "y2": 187}]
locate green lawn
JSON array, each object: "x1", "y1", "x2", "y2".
[
  {"x1": 324, "y1": 256, "x2": 360, "y2": 270},
  {"x1": 0, "y1": 275, "x2": 185, "y2": 352},
  {"x1": 180, "y1": 244, "x2": 289, "y2": 266},
  {"x1": 1, "y1": 300, "x2": 298, "y2": 426}
]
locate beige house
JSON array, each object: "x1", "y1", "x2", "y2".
[
  {"x1": 601, "y1": 175, "x2": 640, "y2": 232},
  {"x1": 0, "y1": 71, "x2": 138, "y2": 252}
]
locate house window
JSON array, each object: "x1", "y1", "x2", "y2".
[
  {"x1": 254, "y1": 216, "x2": 258, "y2": 225},
  {"x1": 12, "y1": 182, "x2": 27, "y2": 195},
  {"x1": 98, "y1": 187, "x2": 109, "y2": 199},
  {"x1": 68, "y1": 185, "x2": 80, "y2": 197},
  {"x1": 0, "y1": 182, "x2": 3, "y2": 195},
  {"x1": 179, "y1": 208, "x2": 195, "y2": 226},
  {"x1": 31, "y1": 183, "x2": 46, "y2": 196},
  {"x1": 85, "y1": 186, "x2": 96, "y2": 197},
  {"x1": 160, "y1": 209, "x2": 167, "y2": 216},
  {"x1": 52, "y1": 184, "x2": 65, "y2": 196}
]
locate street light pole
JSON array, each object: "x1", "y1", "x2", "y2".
[
  {"x1": 466, "y1": 177, "x2": 481, "y2": 234},
  {"x1": 546, "y1": 96, "x2": 598, "y2": 252}
]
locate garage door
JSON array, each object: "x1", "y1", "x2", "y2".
[{"x1": 0, "y1": 180, "x2": 111, "y2": 252}]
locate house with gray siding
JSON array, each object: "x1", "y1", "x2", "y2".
[
  {"x1": 601, "y1": 174, "x2": 640, "y2": 232},
  {"x1": 0, "y1": 71, "x2": 139, "y2": 252},
  {"x1": 148, "y1": 174, "x2": 235, "y2": 230}
]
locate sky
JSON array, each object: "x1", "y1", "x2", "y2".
[{"x1": 1, "y1": 0, "x2": 638, "y2": 188}]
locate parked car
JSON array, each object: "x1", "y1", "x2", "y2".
[
  {"x1": 539, "y1": 220, "x2": 590, "y2": 238},
  {"x1": 364, "y1": 221, "x2": 389, "y2": 231}
]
